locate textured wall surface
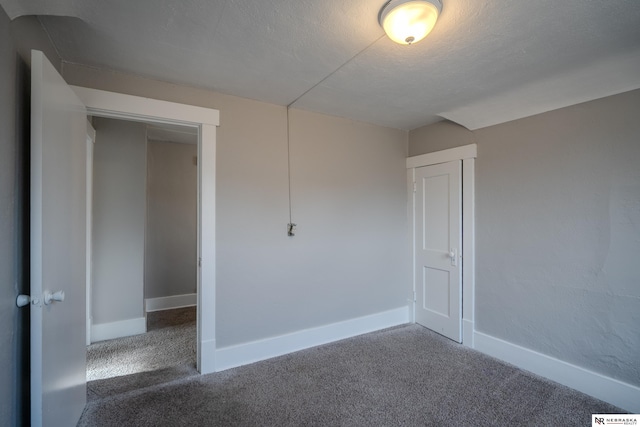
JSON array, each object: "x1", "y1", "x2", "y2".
[
  {"x1": 64, "y1": 63, "x2": 410, "y2": 348},
  {"x1": 92, "y1": 117, "x2": 147, "y2": 325},
  {"x1": 410, "y1": 89, "x2": 640, "y2": 387},
  {"x1": 216, "y1": 108, "x2": 410, "y2": 346},
  {"x1": 145, "y1": 140, "x2": 197, "y2": 300}
]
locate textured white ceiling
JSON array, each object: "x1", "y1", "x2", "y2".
[{"x1": 3, "y1": 0, "x2": 640, "y2": 130}]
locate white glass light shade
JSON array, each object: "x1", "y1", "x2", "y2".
[{"x1": 379, "y1": 0, "x2": 441, "y2": 45}]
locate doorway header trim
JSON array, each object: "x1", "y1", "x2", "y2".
[
  {"x1": 71, "y1": 86, "x2": 219, "y2": 127},
  {"x1": 406, "y1": 144, "x2": 477, "y2": 169}
]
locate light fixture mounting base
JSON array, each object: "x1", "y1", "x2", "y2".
[{"x1": 378, "y1": 0, "x2": 443, "y2": 27}]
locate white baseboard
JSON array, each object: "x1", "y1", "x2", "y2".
[
  {"x1": 145, "y1": 293, "x2": 197, "y2": 312},
  {"x1": 91, "y1": 317, "x2": 146, "y2": 343},
  {"x1": 215, "y1": 307, "x2": 410, "y2": 372},
  {"x1": 474, "y1": 331, "x2": 640, "y2": 413}
]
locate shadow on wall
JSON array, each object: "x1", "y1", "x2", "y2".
[
  {"x1": 15, "y1": 51, "x2": 31, "y2": 426},
  {"x1": 409, "y1": 120, "x2": 476, "y2": 157}
]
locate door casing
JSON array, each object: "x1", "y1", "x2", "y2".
[
  {"x1": 86, "y1": 121, "x2": 95, "y2": 346},
  {"x1": 407, "y1": 144, "x2": 476, "y2": 347},
  {"x1": 72, "y1": 86, "x2": 220, "y2": 374}
]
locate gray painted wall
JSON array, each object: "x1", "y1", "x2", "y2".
[
  {"x1": 0, "y1": 10, "x2": 25, "y2": 426},
  {"x1": 1, "y1": 13, "x2": 63, "y2": 426},
  {"x1": 63, "y1": 63, "x2": 410, "y2": 348},
  {"x1": 92, "y1": 117, "x2": 147, "y2": 325},
  {"x1": 145, "y1": 140, "x2": 197, "y2": 300},
  {"x1": 409, "y1": 90, "x2": 640, "y2": 387},
  {"x1": 7, "y1": 16, "x2": 62, "y2": 74},
  {"x1": 408, "y1": 120, "x2": 475, "y2": 156},
  {"x1": 216, "y1": 108, "x2": 410, "y2": 346}
]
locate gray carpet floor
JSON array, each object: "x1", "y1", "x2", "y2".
[
  {"x1": 87, "y1": 307, "x2": 197, "y2": 381},
  {"x1": 79, "y1": 321, "x2": 625, "y2": 426}
]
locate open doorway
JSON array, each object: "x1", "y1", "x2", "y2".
[
  {"x1": 85, "y1": 117, "x2": 199, "y2": 381},
  {"x1": 28, "y1": 55, "x2": 218, "y2": 423},
  {"x1": 70, "y1": 83, "x2": 219, "y2": 378}
]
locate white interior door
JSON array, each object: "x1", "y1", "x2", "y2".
[
  {"x1": 30, "y1": 50, "x2": 88, "y2": 427},
  {"x1": 414, "y1": 160, "x2": 462, "y2": 342}
]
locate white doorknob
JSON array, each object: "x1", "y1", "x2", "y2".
[
  {"x1": 16, "y1": 294, "x2": 31, "y2": 307},
  {"x1": 44, "y1": 290, "x2": 65, "y2": 305}
]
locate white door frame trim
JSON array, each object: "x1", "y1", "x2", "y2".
[
  {"x1": 85, "y1": 120, "x2": 95, "y2": 346},
  {"x1": 72, "y1": 85, "x2": 219, "y2": 374},
  {"x1": 407, "y1": 144, "x2": 477, "y2": 347}
]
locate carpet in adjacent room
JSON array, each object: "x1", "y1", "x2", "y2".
[{"x1": 86, "y1": 306, "x2": 197, "y2": 394}]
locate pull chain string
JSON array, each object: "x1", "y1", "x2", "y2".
[
  {"x1": 286, "y1": 34, "x2": 386, "y2": 109},
  {"x1": 285, "y1": 33, "x2": 387, "y2": 229},
  {"x1": 286, "y1": 106, "x2": 293, "y2": 225}
]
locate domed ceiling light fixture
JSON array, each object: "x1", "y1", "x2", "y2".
[{"x1": 378, "y1": 0, "x2": 442, "y2": 45}]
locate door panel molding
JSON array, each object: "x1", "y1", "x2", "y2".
[{"x1": 414, "y1": 160, "x2": 462, "y2": 342}]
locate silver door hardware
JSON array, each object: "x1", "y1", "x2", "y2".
[
  {"x1": 44, "y1": 290, "x2": 65, "y2": 305},
  {"x1": 449, "y1": 248, "x2": 457, "y2": 267},
  {"x1": 17, "y1": 290, "x2": 65, "y2": 307}
]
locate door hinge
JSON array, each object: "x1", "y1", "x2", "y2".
[
  {"x1": 413, "y1": 181, "x2": 417, "y2": 193},
  {"x1": 198, "y1": 257, "x2": 202, "y2": 267}
]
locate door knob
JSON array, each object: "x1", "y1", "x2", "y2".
[
  {"x1": 17, "y1": 294, "x2": 31, "y2": 307},
  {"x1": 44, "y1": 290, "x2": 65, "y2": 305}
]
